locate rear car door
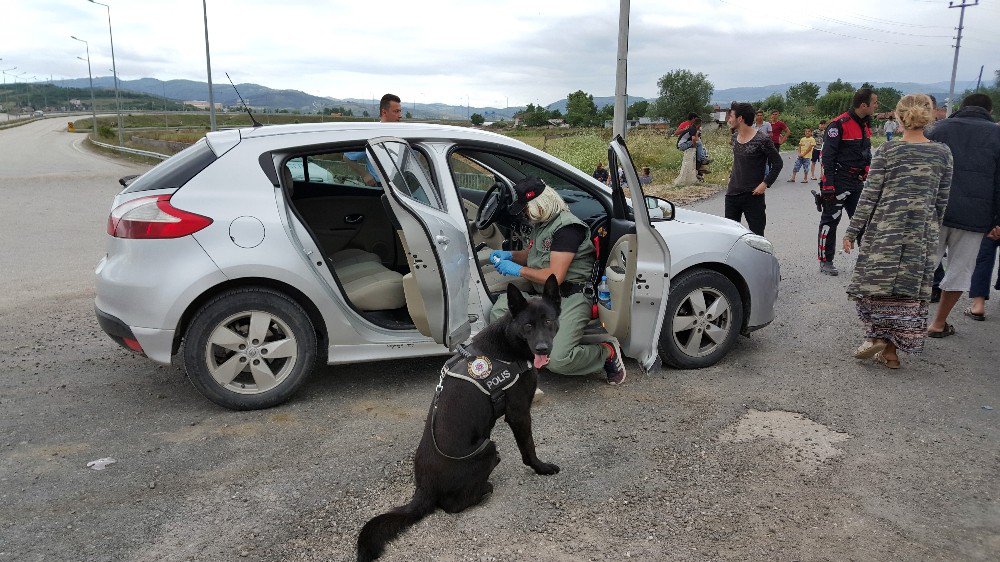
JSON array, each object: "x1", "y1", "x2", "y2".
[
  {"x1": 608, "y1": 136, "x2": 670, "y2": 371},
  {"x1": 366, "y1": 137, "x2": 471, "y2": 348}
]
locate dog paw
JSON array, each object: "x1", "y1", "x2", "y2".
[{"x1": 533, "y1": 462, "x2": 560, "y2": 475}]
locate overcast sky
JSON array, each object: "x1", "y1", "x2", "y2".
[{"x1": 5, "y1": 0, "x2": 998, "y2": 107}]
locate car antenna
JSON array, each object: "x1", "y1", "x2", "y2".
[{"x1": 226, "y1": 72, "x2": 262, "y2": 127}]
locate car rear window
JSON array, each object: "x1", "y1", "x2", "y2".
[{"x1": 122, "y1": 139, "x2": 218, "y2": 194}]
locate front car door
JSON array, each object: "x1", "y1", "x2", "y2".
[
  {"x1": 366, "y1": 137, "x2": 471, "y2": 349},
  {"x1": 609, "y1": 136, "x2": 671, "y2": 371}
]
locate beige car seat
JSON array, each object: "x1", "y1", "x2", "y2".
[
  {"x1": 330, "y1": 248, "x2": 381, "y2": 268},
  {"x1": 282, "y1": 164, "x2": 404, "y2": 312}
]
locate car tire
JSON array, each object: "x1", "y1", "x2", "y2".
[
  {"x1": 659, "y1": 269, "x2": 744, "y2": 369},
  {"x1": 182, "y1": 287, "x2": 317, "y2": 410}
]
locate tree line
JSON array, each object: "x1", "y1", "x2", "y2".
[{"x1": 483, "y1": 67, "x2": 999, "y2": 128}]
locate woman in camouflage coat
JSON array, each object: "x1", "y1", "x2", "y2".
[{"x1": 843, "y1": 94, "x2": 953, "y2": 368}]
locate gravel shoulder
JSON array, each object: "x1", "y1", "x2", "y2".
[{"x1": 1, "y1": 127, "x2": 997, "y2": 561}]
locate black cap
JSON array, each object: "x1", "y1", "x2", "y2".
[{"x1": 508, "y1": 177, "x2": 547, "y2": 215}]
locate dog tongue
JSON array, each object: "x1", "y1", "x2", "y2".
[{"x1": 533, "y1": 354, "x2": 549, "y2": 369}]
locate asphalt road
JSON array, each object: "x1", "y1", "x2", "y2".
[{"x1": 1, "y1": 120, "x2": 997, "y2": 561}]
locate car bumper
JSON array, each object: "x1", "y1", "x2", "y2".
[
  {"x1": 94, "y1": 236, "x2": 227, "y2": 365},
  {"x1": 726, "y1": 237, "x2": 780, "y2": 331}
]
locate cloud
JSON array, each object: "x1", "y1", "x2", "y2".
[{"x1": 3, "y1": 0, "x2": 994, "y2": 106}]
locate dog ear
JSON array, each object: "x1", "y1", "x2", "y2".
[
  {"x1": 543, "y1": 275, "x2": 561, "y2": 313},
  {"x1": 507, "y1": 282, "x2": 528, "y2": 316}
]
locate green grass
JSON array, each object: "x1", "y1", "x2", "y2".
[{"x1": 508, "y1": 127, "x2": 734, "y2": 191}]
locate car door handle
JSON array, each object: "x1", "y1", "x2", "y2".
[
  {"x1": 344, "y1": 214, "x2": 364, "y2": 224},
  {"x1": 435, "y1": 235, "x2": 449, "y2": 246}
]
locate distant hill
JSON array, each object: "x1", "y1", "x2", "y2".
[
  {"x1": 48, "y1": 76, "x2": 982, "y2": 118},
  {"x1": 51, "y1": 77, "x2": 523, "y2": 120}
]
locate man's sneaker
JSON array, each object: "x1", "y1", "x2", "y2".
[
  {"x1": 819, "y1": 262, "x2": 839, "y2": 276},
  {"x1": 602, "y1": 340, "x2": 627, "y2": 385}
]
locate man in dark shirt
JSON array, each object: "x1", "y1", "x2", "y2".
[
  {"x1": 817, "y1": 88, "x2": 877, "y2": 275},
  {"x1": 592, "y1": 162, "x2": 610, "y2": 184},
  {"x1": 724, "y1": 102, "x2": 783, "y2": 236}
]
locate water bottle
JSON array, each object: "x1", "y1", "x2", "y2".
[{"x1": 597, "y1": 275, "x2": 612, "y2": 310}]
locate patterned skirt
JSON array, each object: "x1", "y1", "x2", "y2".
[{"x1": 855, "y1": 296, "x2": 929, "y2": 354}]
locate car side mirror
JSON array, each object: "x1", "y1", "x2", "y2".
[{"x1": 645, "y1": 196, "x2": 675, "y2": 222}]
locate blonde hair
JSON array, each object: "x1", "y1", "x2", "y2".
[
  {"x1": 895, "y1": 94, "x2": 934, "y2": 130},
  {"x1": 525, "y1": 184, "x2": 569, "y2": 224}
]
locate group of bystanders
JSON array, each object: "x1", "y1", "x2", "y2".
[{"x1": 721, "y1": 89, "x2": 998, "y2": 369}]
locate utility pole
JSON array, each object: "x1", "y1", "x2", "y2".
[
  {"x1": 612, "y1": 0, "x2": 630, "y2": 139},
  {"x1": 975, "y1": 65, "x2": 984, "y2": 91},
  {"x1": 946, "y1": 0, "x2": 978, "y2": 116}
]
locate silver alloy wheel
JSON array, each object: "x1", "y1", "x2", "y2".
[
  {"x1": 671, "y1": 287, "x2": 732, "y2": 358},
  {"x1": 204, "y1": 310, "x2": 299, "y2": 395}
]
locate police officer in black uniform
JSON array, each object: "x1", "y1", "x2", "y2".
[{"x1": 817, "y1": 88, "x2": 878, "y2": 276}]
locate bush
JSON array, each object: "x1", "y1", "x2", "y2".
[{"x1": 98, "y1": 125, "x2": 115, "y2": 139}]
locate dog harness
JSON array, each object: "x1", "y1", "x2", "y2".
[{"x1": 430, "y1": 345, "x2": 532, "y2": 460}]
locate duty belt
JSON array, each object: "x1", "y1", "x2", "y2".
[{"x1": 560, "y1": 282, "x2": 593, "y2": 298}]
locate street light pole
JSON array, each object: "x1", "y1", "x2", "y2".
[
  {"x1": 202, "y1": 0, "x2": 217, "y2": 131},
  {"x1": 1, "y1": 66, "x2": 16, "y2": 121},
  {"x1": 88, "y1": 0, "x2": 124, "y2": 146},
  {"x1": 71, "y1": 36, "x2": 98, "y2": 135}
]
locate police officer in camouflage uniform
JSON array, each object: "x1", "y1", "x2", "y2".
[
  {"x1": 488, "y1": 177, "x2": 627, "y2": 385},
  {"x1": 817, "y1": 88, "x2": 878, "y2": 276}
]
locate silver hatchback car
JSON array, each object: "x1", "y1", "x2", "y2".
[{"x1": 95, "y1": 123, "x2": 779, "y2": 410}]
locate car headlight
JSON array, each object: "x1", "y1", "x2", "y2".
[{"x1": 743, "y1": 234, "x2": 774, "y2": 255}]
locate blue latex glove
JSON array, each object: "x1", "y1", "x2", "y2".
[
  {"x1": 494, "y1": 259, "x2": 522, "y2": 277},
  {"x1": 489, "y1": 249, "x2": 512, "y2": 263}
]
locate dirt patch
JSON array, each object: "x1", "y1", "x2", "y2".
[{"x1": 718, "y1": 409, "x2": 851, "y2": 468}]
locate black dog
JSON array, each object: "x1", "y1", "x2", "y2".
[{"x1": 357, "y1": 275, "x2": 562, "y2": 561}]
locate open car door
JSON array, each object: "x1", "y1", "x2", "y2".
[
  {"x1": 366, "y1": 137, "x2": 471, "y2": 349},
  {"x1": 607, "y1": 135, "x2": 671, "y2": 371}
]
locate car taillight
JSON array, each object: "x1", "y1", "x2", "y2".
[{"x1": 107, "y1": 195, "x2": 213, "y2": 239}]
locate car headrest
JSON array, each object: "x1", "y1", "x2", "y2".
[{"x1": 281, "y1": 165, "x2": 294, "y2": 197}]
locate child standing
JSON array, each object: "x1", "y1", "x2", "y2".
[
  {"x1": 810, "y1": 120, "x2": 826, "y2": 180},
  {"x1": 787, "y1": 127, "x2": 815, "y2": 183}
]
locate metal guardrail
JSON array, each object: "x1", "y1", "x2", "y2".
[{"x1": 89, "y1": 137, "x2": 169, "y2": 160}]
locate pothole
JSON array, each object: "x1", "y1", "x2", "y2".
[{"x1": 718, "y1": 409, "x2": 851, "y2": 467}]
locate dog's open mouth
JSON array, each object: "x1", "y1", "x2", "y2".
[{"x1": 533, "y1": 354, "x2": 549, "y2": 369}]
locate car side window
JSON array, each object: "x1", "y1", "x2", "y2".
[
  {"x1": 368, "y1": 141, "x2": 444, "y2": 210},
  {"x1": 450, "y1": 153, "x2": 495, "y2": 191},
  {"x1": 450, "y1": 149, "x2": 606, "y2": 221}
]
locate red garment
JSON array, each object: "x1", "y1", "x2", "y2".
[
  {"x1": 674, "y1": 120, "x2": 692, "y2": 136},
  {"x1": 769, "y1": 120, "x2": 788, "y2": 145}
]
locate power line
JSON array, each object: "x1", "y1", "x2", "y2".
[
  {"x1": 714, "y1": 0, "x2": 948, "y2": 47},
  {"x1": 804, "y1": 14, "x2": 952, "y2": 37}
]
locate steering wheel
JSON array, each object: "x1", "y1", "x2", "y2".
[{"x1": 474, "y1": 181, "x2": 507, "y2": 230}]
